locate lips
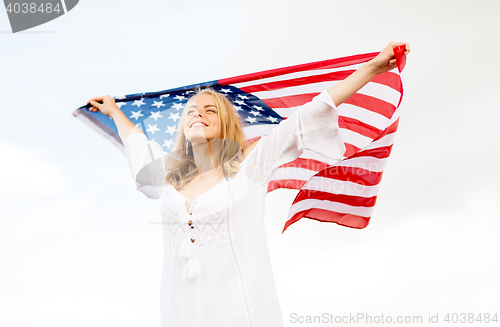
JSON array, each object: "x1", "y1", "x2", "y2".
[{"x1": 190, "y1": 120, "x2": 208, "y2": 128}]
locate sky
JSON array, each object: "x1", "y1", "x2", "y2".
[{"x1": 1, "y1": 0, "x2": 499, "y2": 326}]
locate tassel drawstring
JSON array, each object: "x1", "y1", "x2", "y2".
[{"x1": 183, "y1": 258, "x2": 201, "y2": 279}]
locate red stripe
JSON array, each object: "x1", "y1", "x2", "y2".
[
  {"x1": 267, "y1": 179, "x2": 306, "y2": 192},
  {"x1": 309, "y1": 53, "x2": 378, "y2": 71},
  {"x1": 343, "y1": 143, "x2": 361, "y2": 158},
  {"x1": 293, "y1": 190, "x2": 378, "y2": 207},
  {"x1": 374, "y1": 118, "x2": 399, "y2": 141},
  {"x1": 239, "y1": 70, "x2": 355, "y2": 93},
  {"x1": 349, "y1": 145, "x2": 393, "y2": 160},
  {"x1": 344, "y1": 93, "x2": 396, "y2": 119},
  {"x1": 371, "y1": 72, "x2": 403, "y2": 93},
  {"x1": 338, "y1": 116, "x2": 382, "y2": 139},
  {"x1": 315, "y1": 166, "x2": 384, "y2": 186},
  {"x1": 263, "y1": 93, "x2": 318, "y2": 109},
  {"x1": 278, "y1": 158, "x2": 330, "y2": 171},
  {"x1": 282, "y1": 208, "x2": 370, "y2": 233},
  {"x1": 219, "y1": 52, "x2": 378, "y2": 86}
]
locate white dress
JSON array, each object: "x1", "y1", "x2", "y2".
[{"x1": 123, "y1": 90, "x2": 345, "y2": 327}]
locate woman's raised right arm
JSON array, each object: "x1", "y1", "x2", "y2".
[
  {"x1": 87, "y1": 95, "x2": 143, "y2": 142},
  {"x1": 87, "y1": 95, "x2": 169, "y2": 199}
]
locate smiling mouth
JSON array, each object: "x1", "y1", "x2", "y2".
[{"x1": 190, "y1": 122, "x2": 208, "y2": 128}]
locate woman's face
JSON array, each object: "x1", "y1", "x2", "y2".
[{"x1": 183, "y1": 94, "x2": 220, "y2": 144}]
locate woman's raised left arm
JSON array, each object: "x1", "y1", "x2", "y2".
[{"x1": 327, "y1": 42, "x2": 410, "y2": 107}]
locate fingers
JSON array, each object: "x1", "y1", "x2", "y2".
[
  {"x1": 388, "y1": 42, "x2": 410, "y2": 55},
  {"x1": 87, "y1": 99, "x2": 101, "y2": 112},
  {"x1": 86, "y1": 95, "x2": 110, "y2": 112}
]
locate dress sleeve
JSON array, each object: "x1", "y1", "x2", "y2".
[
  {"x1": 123, "y1": 132, "x2": 170, "y2": 199},
  {"x1": 245, "y1": 90, "x2": 345, "y2": 186}
]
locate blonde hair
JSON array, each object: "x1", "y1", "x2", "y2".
[{"x1": 166, "y1": 88, "x2": 245, "y2": 190}]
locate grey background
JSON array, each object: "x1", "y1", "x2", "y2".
[
  {"x1": 0, "y1": 0, "x2": 499, "y2": 326},
  {"x1": 4, "y1": 0, "x2": 65, "y2": 33}
]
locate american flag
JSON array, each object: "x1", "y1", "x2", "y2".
[{"x1": 72, "y1": 51, "x2": 405, "y2": 233}]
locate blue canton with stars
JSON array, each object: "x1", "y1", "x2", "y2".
[{"x1": 79, "y1": 83, "x2": 283, "y2": 153}]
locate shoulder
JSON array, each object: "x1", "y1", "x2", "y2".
[{"x1": 242, "y1": 140, "x2": 260, "y2": 159}]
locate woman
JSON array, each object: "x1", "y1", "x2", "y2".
[{"x1": 87, "y1": 42, "x2": 410, "y2": 327}]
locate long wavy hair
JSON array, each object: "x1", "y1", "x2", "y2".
[{"x1": 166, "y1": 88, "x2": 245, "y2": 190}]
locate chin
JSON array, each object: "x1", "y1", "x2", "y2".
[{"x1": 186, "y1": 131, "x2": 218, "y2": 144}]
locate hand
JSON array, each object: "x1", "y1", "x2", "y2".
[
  {"x1": 87, "y1": 95, "x2": 120, "y2": 117},
  {"x1": 369, "y1": 42, "x2": 411, "y2": 75}
]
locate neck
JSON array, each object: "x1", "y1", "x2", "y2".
[{"x1": 191, "y1": 139, "x2": 223, "y2": 175}]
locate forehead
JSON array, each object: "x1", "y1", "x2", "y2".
[{"x1": 185, "y1": 93, "x2": 216, "y2": 108}]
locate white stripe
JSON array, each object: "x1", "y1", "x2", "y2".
[
  {"x1": 303, "y1": 177, "x2": 381, "y2": 197},
  {"x1": 337, "y1": 103, "x2": 390, "y2": 131},
  {"x1": 340, "y1": 128, "x2": 373, "y2": 149},
  {"x1": 364, "y1": 132, "x2": 397, "y2": 150},
  {"x1": 356, "y1": 82, "x2": 401, "y2": 107},
  {"x1": 232, "y1": 64, "x2": 365, "y2": 89},
  {"x1": 272, "y1": 107, "x2": 299, "y2": 118},
  {"x1": 251, "y1": 81, "x2": 338, "y2": 100},
  {"x1": 336, "y1": 157, "x2": 389, "y2": 173},
  {"x1": 288, "y1": 198, "x2": 375, "y2": 218}
]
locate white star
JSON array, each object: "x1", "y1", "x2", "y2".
[
  {"x1": 149, "y1": 111, "x2": 163, "y2": 121},
  {"x1": 146, "y1": 124, "x2": 160, "y2": 135},
  {"x1": 172, "y1": 103, "x2": 184, "y2": 110},
  {"x1": 249, "y1": 110, "x2": 261, "y2": 116},
  {"x1": 160, "y1": 94, "x2": 170, "y2": 99},
  {"x1": 152, "y1": 101, "x2": 166, "y2": 109},
  {"x1": 267, "y1": 116, "x2": 278, "y2": 123},
  {"x1": 184, "y1": 90, "x2": 195, "y2": 95},
  {"x1": 162, "y1": 139, "x2": 174, "y2": 149},
  {"x1": 130, "y1": 110, "x2": 144, "y2": 120},
  {"x1": 116, "y1": 102, "x2": 126, "y2": 109},
  {"x1": 132, "y1": 99, "x2": 146, "y2": 107},
  {"x1": 237, "y1": 94, "x2": 249, "y2": 100},
  {"x1": 220, "y1": 88, "x2": 232, "y2": 93},
  {"x1": 168, "y1": 112, "x2": 181, "y2": 122},
  {"x1": 245, "y1": 116, "x2": 257, "y2": 123},
  {"x1": 253, "y1": 105, "x2": 264, "y2": 111},
  {"x1": 235, "y1": 100, "x2": 245, "y2": 106},
  {"x1": 233, "y1": 105, "x2": 242, "y2": 111},
  {"x1": 174, "y1": 95, "x2": 186, "y2": 101},
  {"x1": 165, "y1": 125, "x2": 177, "y2": 136}
]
